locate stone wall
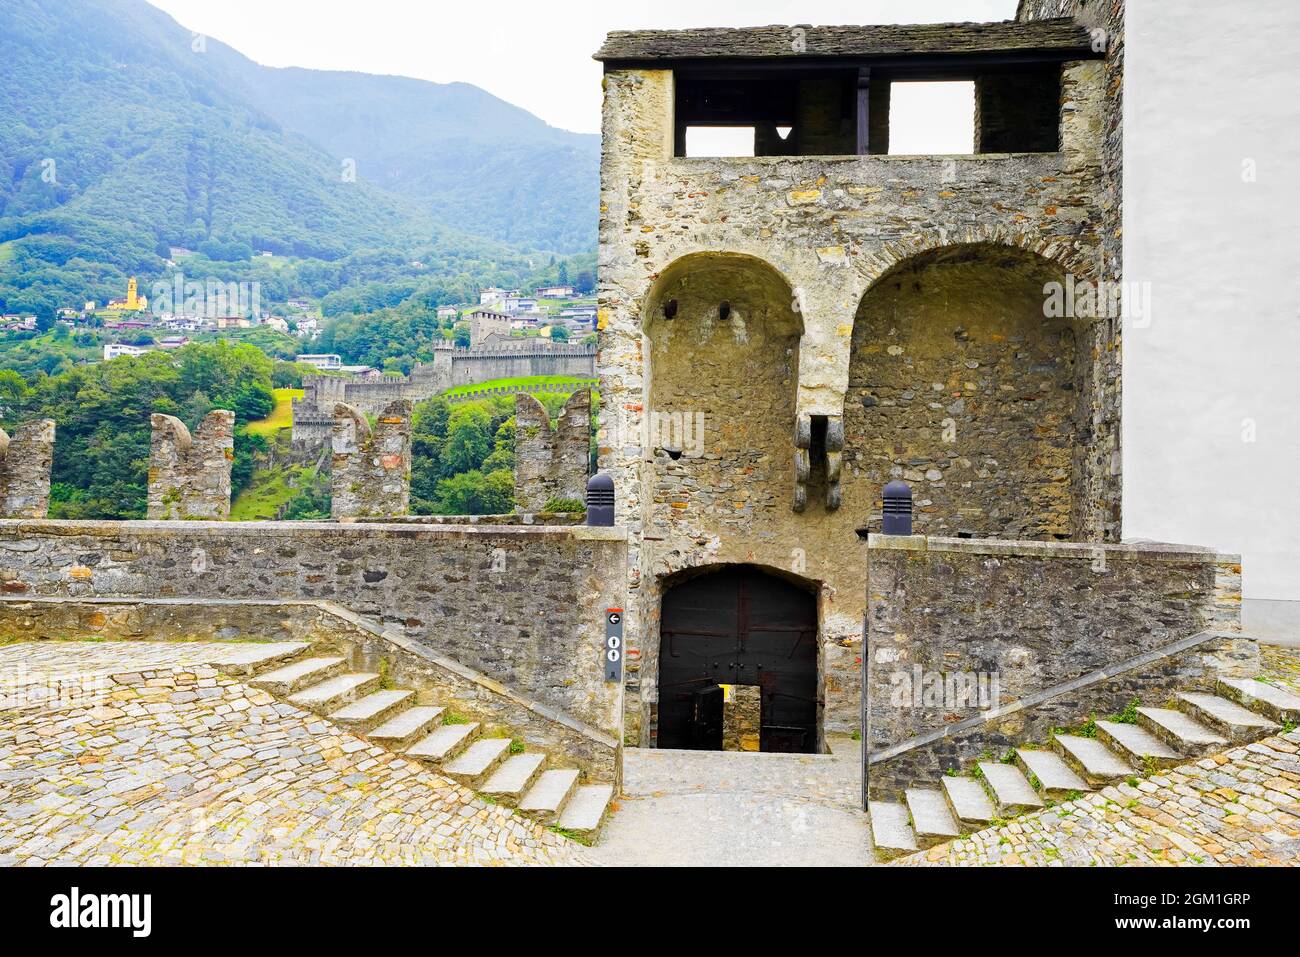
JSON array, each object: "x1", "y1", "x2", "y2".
[
  {"x1": 514, "y1": 390, "x2": 591, "y2": 511},
  {"x1": 596, "y1": 54, "x2": 1115, "y2": 743},
  {"x1": 0, "y1": 519, "x2": 627, "y2": 738},
  {"x1": 864, "y1": 533, "x2": 1251, "y2": 796},
  {"x1": 0, "y1": 419, "x2": 55, "y2": 519},
  {"x1": 1018, "y1": 0, "x2": 1125, "y2": 545},
  {"x1": 330, "y1": 401, "x2": 412, "y2": 519},
  {"x1": 147, "y1": 410, "x2": 234, "y2": 520}
]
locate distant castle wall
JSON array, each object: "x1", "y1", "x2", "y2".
[
  {"x1": 148, "y1": 411, "x2": 234, "y2": 520},
  {"x1": 514, "y1": 390, "x2": 591, "y2": 511},
  {"x1": 0, "y1": 419, "x2": 55, "y2": 519},
  {"x1": 291, "y1": 341, "x2": 596, "y2": 447},
  {"x1": 331, "y1": 400, "x2": 412, "y2": 519}
]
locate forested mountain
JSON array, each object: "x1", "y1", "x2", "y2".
[{"x1": 0, "y1": 0, "x2": 597, "y2": 318}]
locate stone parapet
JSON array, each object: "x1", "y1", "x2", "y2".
[
  {"x1": 864, "y1": 532, "x2": 1252, "y2": 796},
  {"x1": 0, "y1": 519, "x2": 627, "y2": 737}
]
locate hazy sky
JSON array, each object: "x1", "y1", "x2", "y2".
[{"x1": 148, "y1": 0, "x2": 1018, "y2": 147}]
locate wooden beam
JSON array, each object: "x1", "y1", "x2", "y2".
[{"x1": 856, "y1": 67, "x2": 871, "y2": 155}]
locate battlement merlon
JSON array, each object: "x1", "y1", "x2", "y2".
[
  {"x1": 147, "y1": 410, "x2": 234, "y2": 520},
  {"x1": 0, "y1": 418, "x2": 55, "y2": 519},
  {"x1": 331, "y1": 400, "x2": 412, "y2": 519}
]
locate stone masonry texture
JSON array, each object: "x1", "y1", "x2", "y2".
[
  {"x1": 865, "y1": 534, "x2": 1250, "y2": 795},
  {"x1": 514, "y1": 390, "x2": 591, "y2": 511},
  {"x1": 0, "y1": 419, "x2": 55, "y2": 519},
  {"x1": 147, "y1": 411, "x2": 234, "y2": 520},
  {"x1": 330, "y1": 400, "x2": 412, "y2": 519},
  {"x1": 0, "y1": 520, "x2": 627, "y2": 742},
  {"x1": 596, "y1": 39, "x2": 1121, "y2": 743}
]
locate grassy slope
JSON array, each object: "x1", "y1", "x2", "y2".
[
  {"x1": 230, "y1": 464, "x2": 317, "y2": 521},
  {"x1": 244, "y1": 387, "x2": 301, "y2": 437}
]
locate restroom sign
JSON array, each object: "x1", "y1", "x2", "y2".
[{"x1": 604, "y1": 608, "x2": 624, "y2": 683}]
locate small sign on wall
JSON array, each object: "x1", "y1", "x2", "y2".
[{"x1": 605, "y1": 608, "x2": 624, "y2": 683}]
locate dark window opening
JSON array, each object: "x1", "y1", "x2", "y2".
[{"x1": 673, "y1": 63, "x2": 1062, "y2": 158}]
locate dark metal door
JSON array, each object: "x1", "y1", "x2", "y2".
[{"x1": 657, "y1": 565, "x2": 818, "y2": 752}]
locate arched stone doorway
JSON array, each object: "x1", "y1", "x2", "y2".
[{"x1": 657, "y1": 565, "x2": 819, "y2": 754}]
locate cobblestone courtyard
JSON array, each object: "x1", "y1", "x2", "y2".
[
  {"x1": 0, "y1": 642, "x2": 586, "y2": 866},
  {"x1": 1, "y1": 640, "x2": 1297, "y2": 867}
]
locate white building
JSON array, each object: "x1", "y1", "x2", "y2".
[
  {"x1": 437, "y1": 305, "x2": 459, "y2": 320},
  {"x1": 104, "y1": 343, "x2": 152, "y2": 360},
  {"x1": 1123, "y1": 0, "x2": 1300, "y2": 640},
  {"x1": 501, "y1": 296, "x2": 539, "y2": 315},
  {"x1": 297, "y1": 354, "x2": 344, "y2": 371}
]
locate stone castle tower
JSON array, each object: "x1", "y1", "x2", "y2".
[{"x1": 594, "y1": 15, "x2": 1123, "y2": 749}]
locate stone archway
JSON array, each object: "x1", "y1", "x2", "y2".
[{"x1": 842, "y1": 241, "x2": 1093, "y2": 539}]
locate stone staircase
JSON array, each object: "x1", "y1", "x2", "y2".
[
  {"x1": 247, "y1": 652, "x2": 615, "y2": 842},
  {"x1": 869, "y1": 677, "x2": 1300, "y2": 860}
]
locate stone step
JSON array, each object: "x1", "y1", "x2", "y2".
[
  {"x1": 367, "y1": 706, "x2": 445, "y2": 748},
  {"x1": 868, "y1": 801, "x2": 917, "y2": 861},
  {"x1": 440, "y1": 737, "x2": 512, "y2": 785},
  {"x1": 251, "y1": 656, "x2": 346, "y2": 695},
  {"x1": 1216, "y1": 677, "x2": 1300, "y2": 725},
  {"x1": 480, "y1": 753, "x2": 547, "y2": 806},
  {"x1": 1177, "y1": 692, "x2": 1280, "y2": 741},
  {"x1": 977, "y1": 762, "x2": 1044, "y2": 816},
  {"x1": 904, "y1": 788, "x2": 960, "y2": 848},
  {"x1": 405, "y1": 722, "x2": 481, "y2": 764},
  {"x1": 1014, "y1": 748, "x2": 1090, "y2": 799},
  {"x1": 288, "y1": 672, "x2": 380, "y2": 714},
  {"x1": 518, "y1": 769, "x2": 581, "y2": 822},
  {"x1": 1137, "y1": 707, "x2": 1229, "y2": 755},
  {"x1": 213, "y1": 641, "x2": 312, "y2": 677},
  {"x1": 328, "y1": 690, "x2": 414, "y2": 730},
  {"x1": 1052, "y1": 734, "x2": 1132, "y2": 787},
  {"x1": 941, "y1": 775, "x2": 997, "y2": 830},
  {"x1": 557, "y1": 784, "x2": 615, "y2": 839},
  {"x1": 1095, "y1": 720, "x2": 1183, "y2": 770}
]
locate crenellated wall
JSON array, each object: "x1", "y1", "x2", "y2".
[
  {"x1": 291, "y1": 343, "x2": 597, "y2": 447},
  {"x1": 514, "y1": 390, "x2": 592, "y2": 511},
  {"x1": 330, "y1": 400, "x2": 412, "y2": 519},
  {"x1": 147, "y1": 410, "x2": 234, "y2": 520},
  {"x1": 0, "y1": 419, "x2": 55, "y2": 519}
]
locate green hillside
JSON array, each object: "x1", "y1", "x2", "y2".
[{"x1": 0, "y1": 0, "x2": 597, "y2": 321}]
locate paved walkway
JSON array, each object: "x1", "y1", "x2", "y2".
[
  {"x1": 590, "y1": 737, "x2": 875, "y2": 866},
  {"x1": 0, "y1": 642, "x2": 586, "y2": 866}
]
